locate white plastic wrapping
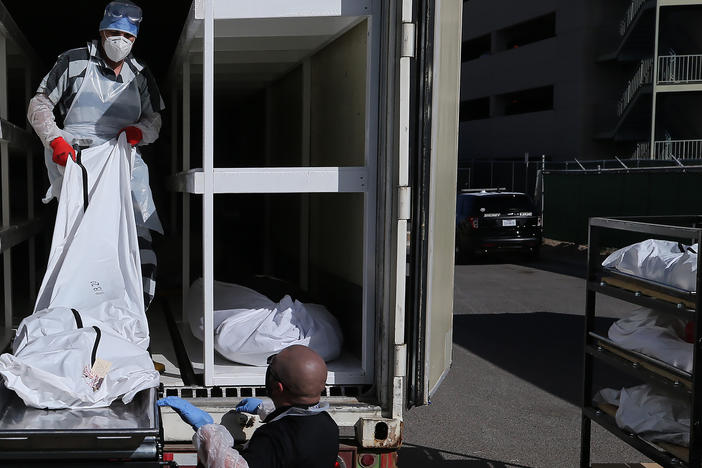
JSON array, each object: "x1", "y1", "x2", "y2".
[
  {"x1": 608, "y1": 307, "x2": 693, "y2": 372},
  {"x1": 194, "y1": 424, "x2": 250, "y2": 468},
  {"x1": 27, "y1": 93, "x2": 63, "y2": 148},
  {"x1": 0, "y1": 136, "x2": 159, "y2": 409},
  {"x1": 130, "y1": 153, "x2": 163, "y2": 232},
  {"x1": 187, "y1": 279, "x2": 343, "y2": 366},
  {"x1": 602, "y1": 239, "x2": 697, "y2": 291},
  {"x1": 595, "y1": 384, "x2": 690, "y2": 446}
]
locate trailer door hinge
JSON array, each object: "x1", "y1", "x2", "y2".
[
  {"x1": 398, "y1": 186, "x2": 411, "y2": 220},
  {"x1": 401, "y1": 23, "x2": 416, "y2": 58}
]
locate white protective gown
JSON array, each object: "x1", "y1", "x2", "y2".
[{"x1": 38, "y1": 45, "x2": 162, "y2": 233}]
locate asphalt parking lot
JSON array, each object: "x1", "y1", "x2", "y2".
[{"x1": 398, "y1": 247, "x2": 654, "y2": 467}]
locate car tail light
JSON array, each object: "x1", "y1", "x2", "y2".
[
  {"x1": 360, "y1": 454, "x2": 377, "y2": 467},
  {"x1": 468, "y1": 217, "x2": 479, "y2": 229},
  {"x1": 537, "y1": 216, "x2": 542, "y2": 227}
]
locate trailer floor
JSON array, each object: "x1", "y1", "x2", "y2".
[{"x1": 149, "y1": 297, "x2": 186, "y2": 387}]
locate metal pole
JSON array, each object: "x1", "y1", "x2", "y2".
[
  {"x1": 170, "y1": 79, "x2": 178, "y2": 236},
  {"x1": 539, "y1": 154, "x2": 545, "y2": 195},
  {"x1": 300, "y1": 58, "x2": 311, "y2": 291},
  {"x1": 691, "y1": 227, "x2": 702, "y2": 468},
  {"x1": 182, "y1": 58, "x2": 191, "y2": 324},
  {"x1": 202, "y1": 0, "x2": 215, "y2": 387},
  {"x1": 580, "y1": 223, "x2": 600, "y2": 468},
  {"x1": 524, "y1": 152, "x2": 529, "y2": 193},
  {"x1": 263, "y1": 86, "x2": 273, "y2": 274},
  {"x1": 649, "y1": 4, "x2": 661, "y2": 159},
  {"x1": 541, "y1": 155, "x2": 545, "y2": 226},
  {"x1": 0, "y1": 33, "x2": 12, "y2": 328}
]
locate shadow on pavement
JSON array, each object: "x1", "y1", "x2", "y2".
[
  {"x1": 456, "y1": 245, "x2": 587, "y2": 278},
  {"x1": 453, "y1": 312, "x2": 637, "y2": 405},
  {"x1": 398, "y1": 444, "x2": 533, "y2": 467}
]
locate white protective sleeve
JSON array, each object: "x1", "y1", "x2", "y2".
[
  {"x1": 194, "y1": 424, "x2": 250, "y2": 468},
  {"x1": 133, "y1": 111, "x2": 162, "y2": 146},
  {"x1": 257, "y1": 399, "x2": 276, "y2": 420},
  {"x1": 27, "y1": 93, "x2": 63, "y2": 149}
]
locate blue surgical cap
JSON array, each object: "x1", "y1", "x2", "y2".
[{"x1": 99, "y1": 1, "x2": 142, "y2": 37}]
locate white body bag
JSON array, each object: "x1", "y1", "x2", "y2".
[
  {"x1": 608, "y1": 307, "x2": 693, "y2": 372},
  {"x1": 186, "y1": 279, "x2": 343, "y2": 366},
  {"x1": 0, "y1": 135, "x2": 159, "y2": 409},
  {"x1": 602, "y1": 239, "x2": 698, "y2": 291},
  {"x1": 595, "y1": 384, "x2": 691, "y2": 446}
]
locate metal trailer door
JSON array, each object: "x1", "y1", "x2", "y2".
[{"x1": 406, "y1": 0, "x2": 462, "y2": 407}]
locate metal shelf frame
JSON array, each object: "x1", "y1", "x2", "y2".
[
  {"x1": 167, "y1": 0, "x2": 379, "y2": 387},
  {"x1": 584, "y1": 406, "x2": 688, "y2": 467},
  {"x1": 581, "y1": 215, "x2": 702, "y2": 467},
  {"x1": 0, "y1": 2, "x2": 43, "y2": 331},
  {"x1": 589, "y1": 279, "x2": 696, "y2": 321}
]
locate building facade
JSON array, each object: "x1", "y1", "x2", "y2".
[
  {"x1": 643, "y1": 1, "x2": 702, "y2": 160},
  {"x1": 458, "y1": 0, "x2": 701, "y2": 163}
]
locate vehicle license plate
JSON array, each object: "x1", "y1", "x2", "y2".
[{"x1": 502, "y1": 219, "x2": 517, "y2": 227}]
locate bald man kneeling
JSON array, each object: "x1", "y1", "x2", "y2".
[{"x1": 158, "y1": 345, "x2": 339, "y2": 468}]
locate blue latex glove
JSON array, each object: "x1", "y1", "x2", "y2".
[
  {"x1": 157, "y1": 396, "x2": 214, "y2": 430},
  {"x1": 235, "y1": 398, "x2": 262, "y2": 414}
]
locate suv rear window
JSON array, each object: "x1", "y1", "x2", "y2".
[{"x1": 476, "y1": 194, "x2": 535, "y2": 215}]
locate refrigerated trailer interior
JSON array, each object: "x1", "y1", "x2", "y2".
[
  {"x1": 168, "y1": 5, "x2": 379, "y2": 389},
  {"x1": 0, "y1": 0, "x2": 461, "y2": 462}
]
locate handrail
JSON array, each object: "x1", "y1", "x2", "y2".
[
  {"x1": 617, "y1": 58, "x2": 653, "y2": 117},
  {"x1": 658, "y1": 55, "x2": 702, "y2": 84},
  {"x1": 620, "y1": 0, "x2": 647, "y2": 37},
  {"x1": 654, "y1": 139, "x2": 702, "y2": 160}
]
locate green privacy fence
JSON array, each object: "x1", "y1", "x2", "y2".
[{"x1": 543, "y1": 170, "x2": 702, "y2": 245}]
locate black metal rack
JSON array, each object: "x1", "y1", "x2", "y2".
[{"x1": 580, "y1": 215, "x2": 702, "y2": 468}]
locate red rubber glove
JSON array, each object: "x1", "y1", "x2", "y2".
[
  {"x1": 120, "y1": 126, "x2": 143, "y2": 146},
  {"x1": 50, "y1": 137, "x2": 76, "y2": 166}
]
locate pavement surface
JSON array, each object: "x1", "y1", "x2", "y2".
[{"x1": 398, "y1": 246, "x2": 655, "y2": 467}]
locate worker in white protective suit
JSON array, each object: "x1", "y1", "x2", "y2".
[
  {"x1": 158, "y1": 345, "x2": 339, "y2": 468},
  {"x1": 27, "y1": 0, "x2": 163, "y2": 308}
]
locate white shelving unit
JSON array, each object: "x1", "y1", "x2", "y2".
[
  {"x1": 0, "y1": 3, "x2": 43, "y2": 339},
  {"x1": 169, "y1": 0, "x2": 379, "y2": 387}
]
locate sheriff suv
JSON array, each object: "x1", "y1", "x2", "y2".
[{"x1": 455, "y1": 189, "x2": 542, "y2": 260}]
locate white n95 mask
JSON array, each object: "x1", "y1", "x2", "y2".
[{"x1": 103, "y1": 36, "x2": 133, "y2": 62}]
